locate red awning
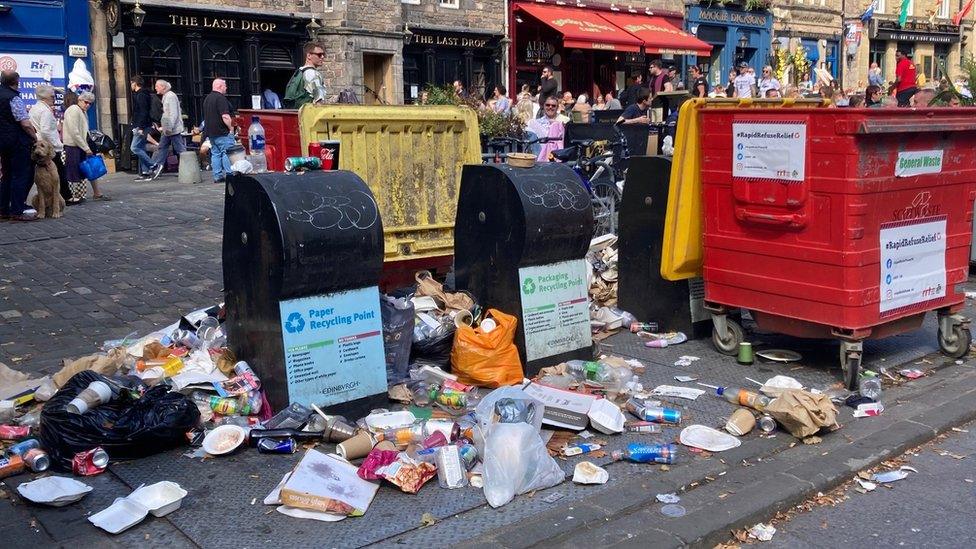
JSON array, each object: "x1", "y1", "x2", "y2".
[
  {"x1": 599, "y1": 13, "x2": 712, "y2": 56},
  {"x1": 517, "y1": 3, "x2": 643, "y2": 53}
]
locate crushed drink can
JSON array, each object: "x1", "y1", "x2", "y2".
[
  {"x1": 7, "y1": 438, "x2": 40, "y2": 457},
  {"x1": 257, "y1": 437, "x2": 298, "y2": 454},
  {"x1": 284, "y1": 156, "x2": 322, "y2": 172},
  {"x1": 625, "y1": 421, "x2": 662, "y2": 434},
  {"x1": 0, "y1": 424, "x2": 30, "y2": 440},
  {"x1": 643, "y1": 407, "x2": 681, "y2": 424},
  {"x1": 630, "y1": 322, "x2": 659, "y2": 333},
  {"x1": 0, "y1": 454, "x2": 25, "y2": 479},
  {"x1": 23, "y1": 449, "x2": 50, "y2": 472},
  {"x1": 435, "y1": 445, "x2": 468, "y2": 489},
  {"x1": 458, "y1": 443, "x2": 477, "y2": 470},
  {"x1": 72, "y1": 447, "x2": 109, "y2": 476}
]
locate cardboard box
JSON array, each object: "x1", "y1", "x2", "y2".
[{"x1": 279, "y1": 449, "x2": 379, "y2": 516}]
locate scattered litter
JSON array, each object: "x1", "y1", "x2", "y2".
[
  {"x1": 660, "y1": 504, "x2": 686, "y2": 517},
  {"x1": 725, "y1": 408, "x2": 756, "y2": 436},
  {"x1": 673, "y1": 355, "x2": 700, "y2": 367},
  {"x1": 674, "y1": 375, "x2": 698, "y2": 383},
  {"x1": 748, "y1": 522, "x2": 776, "y2": 541},
  {"x1": 201, "y1": 424, "x2": 247, "y2": 455},
  {"x1": 542, "y1": 492, "x2": 566, "y2": 504},
  {"x1": 679, "y1": 425, "x2": 742, "y2": 452},
  {"x1": 572, "y1": 462, "x2": 609, "y2": 485},
  {"x1": 17, "y1": 476, "x2": 92, "y2": 507},
  {"x1": 853, "y1": 403, "x2": 884, "y2": 418},
  {"x1": 656, "y1": 493, "x2": 680, "y2": 504},
  {"x1": 802, "y1": 435, "x2": 823, "y2": 445},
  {"x1": 420, "y1": 512, "x2": 438, "y2": 527},
  {"x1": 650, "y1": 385, "x2": 705, "y2": 400},
  {"x1": 855, "y1": 478, "x2": 877, "y2": 492},
  {"x1": 966, "y1": 291, "x2": 976, "y2": 299},
  {"x1": 759, "y1": 375, "x2": 804, "y2": 397},
  {"x1": 951, "y1": 427, "x2": 969, "y2": 433},
  {"x1": 587, "y1": 399, "x2": 626, "y2": 434},
  {"x1": 276, "y1": 506, "x2": 345, "y2": 522},
  {"x1": 872, "y1": 466, "x2": 918, "y2": 483},
  {"x1": 88, "y1": 497, "x2": 149, "y2": 534},
  {"x1": 899, "y1": 369, "x2": 925, "y2": 379},
  {"x1": 755, "y1": 349, "x2": 802, "y2": 363}
]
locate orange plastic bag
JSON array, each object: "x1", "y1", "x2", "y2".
[{"x1": 451, "y1": 309, "x2": 524, "y2": 388}]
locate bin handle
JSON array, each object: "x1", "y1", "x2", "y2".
[{"x1": 735, "y1": 207, "x2": 806, "y2": 229}]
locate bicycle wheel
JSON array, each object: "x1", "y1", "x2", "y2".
[{"x1": 591, "y1": 179, "x2": 621, "y2": 237}]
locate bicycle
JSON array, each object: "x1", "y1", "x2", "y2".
[{"x1": 550, "y1": 137, "x2": 625, "y2": 237}]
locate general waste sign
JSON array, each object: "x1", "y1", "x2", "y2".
[{"x1": 895, "y1": 150, "x2": 943, "y2": 177}]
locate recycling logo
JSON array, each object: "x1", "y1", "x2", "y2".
[
  {"x1": 522, "y1": 277, "x2": 536, "y2": 295},
  {"x1": 284, "y1": 312, "x2": 306, "y2": 334}
]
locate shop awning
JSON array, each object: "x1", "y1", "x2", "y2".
[
  {"x1": 516, "y1": 3, "x2": 643, "y2": 52},
  {"x1": 598, "y1": 13, "x2": 712, "y2": 56}
]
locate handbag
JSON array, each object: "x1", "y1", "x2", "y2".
[{"x1": 79, "y1": 154, "x2": 108, "y2": 182}]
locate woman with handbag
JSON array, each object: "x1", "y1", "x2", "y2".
[
  {"x1": 63, "y1": 91, "x2": 110, "y2": 203},
  {"x1": 28, "y1": 84, "x2": 71, "y2": 203}
]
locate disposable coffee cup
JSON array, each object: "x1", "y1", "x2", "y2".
[
  {"x1": 66, "y1": 381, "x2": 113, "y2": 414},
  {"x1": 737, "y1": 342, "x2": 754, "y2": 365},
  {"x1": 480, "y1": 318, "x2": 497, "y2": 333},
  {"x1": 324, "y1": 417, "x2": 357, "y2": 443},
  {"x1": 336, "y1": 431, "x2": 374, "y2": 460},
  {"x1": 453, "y1": 310, "x2": 474, "y2": 328},
  {"x1": 374, "y1": 440, "x2": 397, "y2": 452},
  {"x1": 725, "y1": 408, "x2": 757, "y2": 436}
]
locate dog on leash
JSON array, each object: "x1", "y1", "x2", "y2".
[{"x1": 30, "y1": 139, "x2": 64, "y2": 219}]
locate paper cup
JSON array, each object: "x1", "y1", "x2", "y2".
[
  {"x1": 336, "y1": 431, "x2": 374, "y2": 460},
  {"x1": 453, "y1": 310, "x2": 473, "y2": 328},
  {"x1": 725, "y1": 408, "x2": 757, "y2": 436},
  {"x1": 66, "y1": 381, "x2": 113, "y2": 414}
]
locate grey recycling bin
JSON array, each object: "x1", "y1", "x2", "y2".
[
  {"x1": 222, "y1": 171, "x2": 387, "y2": 416},
  {"x1": 617, "y1": 156, "x2": 710, "y2": 337},
  {"x1": 454, "y1": 162, "x2": 594, "y2": 377}
]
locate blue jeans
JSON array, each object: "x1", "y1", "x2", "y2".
[
  {"x1": 150, "y1": 133, "x2": 186, "y2": 166},
  {"x1": 209, "y1": 135, "x2": 235, "y2": 182},
  {"x1": 130, "y1": 128, "x2": 155, "y2": 174}
]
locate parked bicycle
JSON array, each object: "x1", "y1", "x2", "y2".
[{"x1": 550, "y1": 137, "x2": 625, "y2": 237}]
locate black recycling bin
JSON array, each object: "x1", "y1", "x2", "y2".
[
  {"x1": 454, "y1": 163, "x2": 594, "y2": 377},
  {"x1": 617, "y1": 156, "x2": 710, "y2": 337},
  {"x1": 222, "y1": 170, "x2": 387, "y2": 416}
]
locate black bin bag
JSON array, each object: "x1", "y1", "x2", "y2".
[{"x1": 40, "y1": 371, "x2": 200, "y2": 470}]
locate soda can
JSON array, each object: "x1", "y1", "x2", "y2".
[
  {"x1": 6, "y1": 438, "x2": 41, "y2": 457},
  {"x1": 307, "y1": 142, "x2": 323, "y2": 158},
  {"x1": 0, "y1": 424, "x2": 30, "y2": 440},
  {"x1": 72, "y1": 447, "x2": 109, "y2": 476},
  {"x1": 642, "y1": 406, "x2": 682, "y2": 424},
  {"x1": 458, "y1": 443, "x2": 477, "y2": 470},
  {"x1": 630, "y1": 321, "x2": 660, "y2": 333},
  {"x1": 284, "y1": 156, "x2": 322, "y2": 172},
  {"x1": 0, "y1": 454, "x2": 25, "y2": 479},
  {"x1": 234, "y1": 361, "x2": 256, "y2": 378},
  {"x1": 257, "y1": 437, "x2": 298, "y2": 454},
  {"x1": 23, "y1": 449, "x2": 50, "y2": 472},
  {"x1": 319, "y1": 140, "x2": 340, "y2": 170}
]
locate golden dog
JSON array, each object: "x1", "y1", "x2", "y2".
[{"x1": 30, "y1": 139, "x2": 64, "y2": 219}]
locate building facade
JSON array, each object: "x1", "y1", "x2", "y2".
[
  {"x1": 771, "y1": 0, "x2": 844, "y2": 84},
  {"x1": 686, "y1": 2, "x2": 774, "y2": 87}
]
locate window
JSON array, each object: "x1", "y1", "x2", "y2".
[
  {"x1": 876, "y1": 0, "x2": 885, "y2": 14},
  {"x1": 401, "y1": 0, "x2": 420, "y2": 5},
  {"x1": 938, "y1": 0, "x2": 950, "y2": 18},
  {"x1": 439, "y1": 0, "x2": 459, "y2": 8},
  {"x1": 906, "y1": 0, "x2": 913, "y2": 16}
]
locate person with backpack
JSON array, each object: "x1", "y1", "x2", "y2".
[{"x1": 284, "y1": 42, "x2": 327, "y2": 108}]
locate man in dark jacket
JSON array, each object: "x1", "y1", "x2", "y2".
[
  {"x1": 0, "y1": 71, "x2": 37, "y2": 221},
  {"x1": 537, "y1": 65, "x2": 557, "y2": 117},
  {"x1": 129, "y1": 75, "x2": 158, "y2": 181}
]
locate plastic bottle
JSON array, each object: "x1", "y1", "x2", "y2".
[
  {"x1": 612, "y1": 442, "x2": 677, "y2": 464},
  {"x1": 858, "y1": 374, "x2": 882, "y2": 401},
  {"x1": 247, "y1": 116, "x2": 267, "y2": 173},
  {"x1": 192, "y1": 392, "x2": 255, "y2": 416},
  {"x1": 715, "y1": 386, "x2": 770, "y2": 412}
]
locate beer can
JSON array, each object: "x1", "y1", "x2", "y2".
[
  {"x1": 7, "y1": 438, "x2": 41, "y2": 457},
  {"x1": 318, "y1": 140, "x2": 340, "y2": 170},
  {"x1": 0, "y1": 454, "x2": 25, "y2": 479},
  {"x1": 642, "y1": 406, "x2": 682, "y2": 424},
  {"x1": 284, "y1": 156, "x2": 322, "y2": 172},
  {"x1": 72, "y1": 447, "x2": 109, "y2": 476},
  {"x1": 0, "y1": 424, "x2": 30, "y2": 440},
  {"x1": 257, "y1": 437, "x2": 298, "y2": 454},
  {"x1": 23, "y1": 449, "x2": 50, "y2": 472},
  {"x1": 630, "y1": 322, "x2": 660, "y2": 333}
]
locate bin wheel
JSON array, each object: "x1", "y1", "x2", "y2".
[
  {"x1": 712, "y1": 319, "x2": 744, "y2": 356},
  {"x1": 839, "y1": 346, "x2": 862, "y2": 391},
  {"x1": 938, "y1": 324, "x2": 971, "y2": 359}
]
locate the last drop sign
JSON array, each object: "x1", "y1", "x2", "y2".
[{"x1": 518, "y1": 259, "x2": 592, "y2": 362}]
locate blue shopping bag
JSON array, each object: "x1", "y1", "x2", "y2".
[{"x1": 79, "y1": 155, "x2": 108, "y2": 181}]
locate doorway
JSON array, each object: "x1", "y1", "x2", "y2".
[{"x1": 363, "y1": 53, "x2": 393, "y2": 105}]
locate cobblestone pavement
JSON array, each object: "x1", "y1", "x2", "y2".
[{"x1": 1, "y1": 171, "x2": 974, "y2": 548}]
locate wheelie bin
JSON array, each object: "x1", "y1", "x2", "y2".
[{"x1": 663, "y1": 99, "x2": 976, "y2": 388}]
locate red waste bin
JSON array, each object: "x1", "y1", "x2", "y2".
[
  {"x1": 236, "y1": 109, "x2": 302, "y2": 172},
  {"x1": 699, "y1": 107, "x2": 976, "y2": 388}
]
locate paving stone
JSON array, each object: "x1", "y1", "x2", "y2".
[{"x1": 0, "y1": 310, "x2": 22, "y2": 319}]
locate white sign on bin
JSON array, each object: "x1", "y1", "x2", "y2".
[
  {"x1": 732, "y1": 122, "x2": 806, "y2": 182},
  {"x1": 879, "y1": 216, "x2": 947, "y2": 314}
]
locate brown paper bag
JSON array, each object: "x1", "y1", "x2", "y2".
[
  {"x1": 415, "y1": 271, "x2": 474, "y2": 314},
  {"x1": 53, "y1": 348, "x2": 127, "y2": 388},
  {"x1": 766, "y1": 389, "x2": 838, "y2": 438}
]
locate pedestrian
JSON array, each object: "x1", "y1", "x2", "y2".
[
  {"x1": 865, "y1": 85, "x2": 884, "y2": 107},
  {"x1": 765, "y1": 88, "x2": 782, "y2": 98},
  {"x1": 799, "y1": 74, "x2": 813, "y2": 94},
  {"x1": 868, "y1": 62, "x2": 884, "y2": 88},
  {"x1": 492, "y1": 85, "x2": 511, "y2": 114},
  {"x1": 819, "y1": 85, "x2": 837, "y2": 107},
  {"x1": 847, "y1": 95, "x2": 865, "y2": 108},
  {"x1": 725, "y1": 69, "x2": 738, "y2": 97},
  {"x1": 893, "y1": 50, "x2": 917, "y2": 107},
  {"x1": 558, "y1": 90, "x2": 574, "y2": 120},
  {"x1": 667, "y1": 65, "x2": 683, "y2": 90},
  {"x1": 758, "y1": 65, "x2": 780, "y2": 98},
  {"x1": 912, "y1": 86, "x2": 936, "y2": 108},
  {"x1": 202, "y1": 78, "x2": 236, "y2": 184},
  {"x1": 537, "y1": 65, "x2": 557, "y2": 117},
  {"x1": 453, "y1": 80, "x2": 467, "y2": 98},
  {"x1": 604, "y1": 92, "x2": 622, "y2": 110},
  {"x1": 28, "y1": 83, "x2": 70, "y2": 204},
  {"x1": 572, "y1": 94, "x2": 591, "y2": 123},
  {"x1": 648, "y1": 60, "x2": 670, "y2": 122},
  {"x1": 149, "y1": 79, "x2": 185, "y2": 177},
  {"x1": 592, "y1": 93, "x2": 607, "y2": 111},
  {"x1": 284, "y1": 42, "x2": 327, "y2": 108},
  {"x1": 733, "y1": 63, "x2": 755, "y2": 98},
  {"x1": 0, "y1": 71, "x2": 38, "y2": 220},
  {"x1": 620, "y1": 72, "x2": 645, "y2": 107},
  {"x1": 688, "y1": 65, "x2": 709, "y2": 98},
  {"x1": 616, "y1": 88, "x2": 650, "y2": 125},
  {"x1": 915, "y1": 64, "x2": 926, "y2": 88},
  {"x1": 526, "y1": 96, "x2": 564, "y2": 162},
  {"x1": 515, "y1": 96, "x2": 535, "y2": 124},
  {"x1": 64, "y1": 91, "x2": 109, "y2": 201},
  {"x1": 128, "y1": 75, "x2": 159, "y2": 181}
]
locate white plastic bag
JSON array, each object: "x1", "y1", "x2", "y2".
[{"x1": 476, "y1": 386, "x2": 564, "y2": 508}]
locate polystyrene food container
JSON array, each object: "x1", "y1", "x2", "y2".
[{"x1": 127, "y1": 481, "x2": 188, "y2": 517}]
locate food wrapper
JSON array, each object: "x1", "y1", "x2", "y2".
[
  {"x1": 357, "y1": 449, "x2": 399, "y2": 481},
  {"x1": 377, "y1": 457, "x2": 437, "y2": 494}
]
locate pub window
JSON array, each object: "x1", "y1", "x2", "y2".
[
  {"x1": 938, "y1": 0, "x2": 949, "y2": 18},
  {"x1": 325, "y1": 0, "x2": 334, "y2": 11},
  {"x1": 439, "y1": 0, "x2": 459, "y2": 9}
]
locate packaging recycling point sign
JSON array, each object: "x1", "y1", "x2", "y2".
[
  {"x1": 518, "y1": 259, "x2": 592, "y2": 362},
  {"x1": 278, "y1": 286, "x2": 387, "y2": 407}
]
